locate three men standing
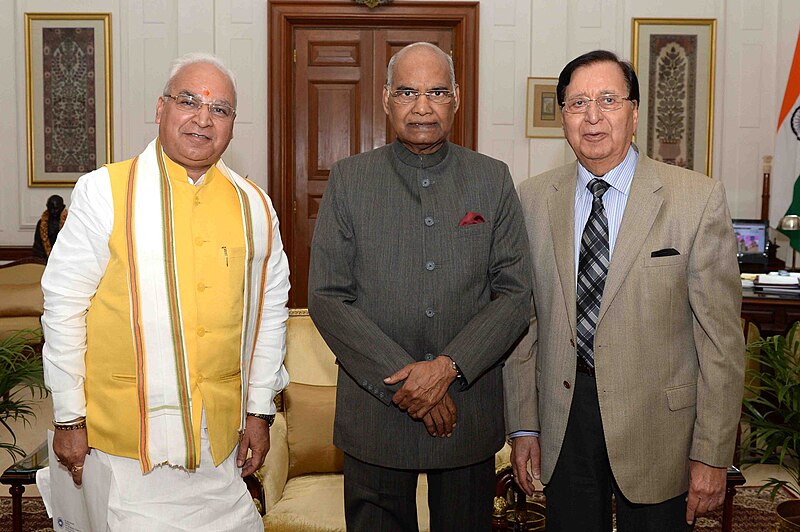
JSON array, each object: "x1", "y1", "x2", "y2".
[
  {"x1": 42, "y1": 54, "x2": 289, "y2": 530},
  {"x1": 308, "y1": 42, "x2": 531, "y2": 531},
  {"x1": 505, "y1": 50, "x2": 744, "y2": 531},
  {"x1": 41, "y1": 43, "x2": 744, "y2": 532}
]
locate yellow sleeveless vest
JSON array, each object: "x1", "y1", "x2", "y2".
[{"x1": 85, "y1": 154, "x2": 246, "y2": 466}]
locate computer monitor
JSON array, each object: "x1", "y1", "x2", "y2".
[{"x1": 732, "y1": 219, "x2": 769, "y2": 265}]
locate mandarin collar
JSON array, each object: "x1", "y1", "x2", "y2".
[{"x1": 392, "y1": 139, "x2": 450, "y2": 169}]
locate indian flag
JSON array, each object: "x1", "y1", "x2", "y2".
[{"x1": 773, "y1": 29, "x2": 800, "y2": 252}]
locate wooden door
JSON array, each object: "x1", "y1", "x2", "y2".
[
  {"x1": 269, "y1": 1, "x2": 479, "y2": 308},
  {"x1": 292, "y1": 28, "x2": 375, "y2": 306}
]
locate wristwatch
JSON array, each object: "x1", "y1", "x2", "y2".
[{"x1": 247, "y1": 412, "x2": 276, "y2": 427}]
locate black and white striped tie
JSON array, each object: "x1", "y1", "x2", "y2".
[{"x1": 576, "y1": 178, "x2": 610, "y2": 369}]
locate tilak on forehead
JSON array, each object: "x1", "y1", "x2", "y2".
[{"x1": 203, "y1": 89, "x2": 210, "y2": 97}]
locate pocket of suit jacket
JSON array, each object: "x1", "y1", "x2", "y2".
[
  {"x1": 665, "y1": 383, "x2": 697, "y2": 411},
  {"x1": 643, "y1": 253, "x2": 687, "y2": 268}
]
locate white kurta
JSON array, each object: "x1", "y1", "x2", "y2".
[
  {"x1": 41, "y1": 152, "x2": 288, "y2": 529},
  {"x1": 97, "y1": 413, "x2": 263, "y2": 531}
]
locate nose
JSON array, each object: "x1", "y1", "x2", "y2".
[
  {"x1": 194, "y1": 104, "x2": 213, "y2": 126},
  {"x1": 411, "y1": 94, "x2": 433, "y2": 114},
  {"x1": 584, "y1": 101, "x2": 603, "y2": 123}
]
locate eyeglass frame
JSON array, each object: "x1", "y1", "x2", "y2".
[
  {"x1": 386, "y1": 87, "x2": 456, "y2": 105},
  {"x1": 560, "y1": 94, "x2": 636, "y2": 114},
  {"x1": 162, "y1": 92, "x2": 237, "y2": 120}
]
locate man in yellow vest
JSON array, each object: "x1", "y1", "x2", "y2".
[{"x1": 41, "y1": 53, "x2": 289, "y2": 530}]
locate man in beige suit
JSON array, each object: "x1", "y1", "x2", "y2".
[{"x1": 505, "y1": 50, "x2": 744, "y2": 531}]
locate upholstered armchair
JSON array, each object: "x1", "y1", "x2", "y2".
[
  {"x1": 260, "y1": 309, "x2": 431, "y2": 531},
  {"x1": 259, "y1": 309, "x2": 549, "y2": 531},
  {"x1": 0, "y1": 258, "x2": 46, "y2": 341}
]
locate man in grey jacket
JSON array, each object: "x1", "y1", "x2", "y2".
[{"x1": 308, "y1": 42, "x2": 531, "y2": 531}]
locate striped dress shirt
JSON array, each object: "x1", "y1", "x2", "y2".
[{"x1": 573, "y1": 145, "x2": 639, "y2": 280}]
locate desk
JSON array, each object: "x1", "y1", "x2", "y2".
[
  {"x1": 742, "y1": 289, "x2": 800, "y2": 337},
  {"x1": 0, "y1": 441, "x2": 47, "y2": 532}
]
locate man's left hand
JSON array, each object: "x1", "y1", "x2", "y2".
[
  {"x1": 384, "y1": 356, "x2": 457, "y2": 419},
  {"x1": 237, "y1": 415, "x2": 271, "y2": 477},
  {"x1": 685, "y1": 460, "x2": 727, "y2": 524}
]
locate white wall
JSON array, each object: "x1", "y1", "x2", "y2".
[
  {"x1": 1, "y1": 0, "x2": 797, "y2": 245},
  {"x1": 1, "y1": 0, "x2": 266, "y2": 246}
]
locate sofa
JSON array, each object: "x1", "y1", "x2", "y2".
[{"x1": 0, "y1": 258, "x2": 45, "y2": 341}]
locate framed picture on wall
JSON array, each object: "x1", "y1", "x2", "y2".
[
  {"x1": 632, "y1": 18, "x2": 716, "y2": 177},
  {"x1": 24, "y1": 13, "x2": 113, "y2": 187},
  {"x1": 525, "y1": 77, "x2": 564, "y2": 138}
]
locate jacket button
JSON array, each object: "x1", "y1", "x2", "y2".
[
  {"x1": 197, "y1": 327, "x2": 206, "y2": 337},
  {"x1": 421, "y1": 178, "x2": 431, "y2": 188},
  {"x1": 563, "y1": 381, "x2": 571, "y2": 389},
  {"x1": 424, "y1": 216, "x2": 434, "y2": 227},
  {"x1": 425, "y1": 261, "x2": 435, "y2": 271},
  {"x1": 194, "y1": 237, "x2": 204, "y2": 246},
  {"x1": 424, "y1": 352, "x2": 434, "y2": 361},
  {"x1": 425, "y1": 308, "x2": 435, "y2": 318}
]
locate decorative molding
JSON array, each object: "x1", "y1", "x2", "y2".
[{"x1": 354, "y1": 0, "x2": 393, "y2": 8}]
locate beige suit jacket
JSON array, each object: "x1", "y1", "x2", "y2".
[{"x1": 504, "y1": 153, "x2": 745, "y2": 504}]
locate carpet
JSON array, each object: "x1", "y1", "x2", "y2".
[
  {"x1": 695, "y1": 486, "x2": 793, "y2": 532},
  {"x1": 0, "y1": 497, "x2": 52, "y2": 532},
  {"x1": 0, "y1": 487, "x2": 794, "y2": 531}
]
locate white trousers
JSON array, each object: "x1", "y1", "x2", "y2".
[{"x1": 95, "y1": 422, "x2": 263, "y2": 532}]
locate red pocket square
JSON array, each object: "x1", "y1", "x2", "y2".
[{"x1": 459, "y1": 212, "x2": 486, "y2": 226}]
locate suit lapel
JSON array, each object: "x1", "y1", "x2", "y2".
[
  {"x1": 547, "y1": 164, "x2": 578, "y2": 334},
  {"x1": 597, "y1": 156, "x2": 663, "y2": 325}
]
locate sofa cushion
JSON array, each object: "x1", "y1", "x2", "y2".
[
  {"x1": 0, "y1": 283, "x2": 44, "y2": 317},
  {"x1": 285, "y1": 314, "x2": 338, "y2": 386},
  {"x1": 263, "y1": 473, "x2": 430, "y2": 532},
  {"x1": 284, "y1": 383, "x2": 343, "y2": 477},
  {"x1": 0, "y1": 263, "x2": 45, "y2": 285}
]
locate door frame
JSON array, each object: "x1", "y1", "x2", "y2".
[{"x1": 268, "y1": 0, "x2": 480, "y2": 278}]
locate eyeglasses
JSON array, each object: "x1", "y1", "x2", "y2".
[
  {"x1": 387, "y1": 88, "x2": 455, "y2": 105},
  {"x1": 562, "y1": 94, "x2": 633, "y2": 114},
  {"x1": 163, "y1": 93, "x2": 236, "y2": 120}
]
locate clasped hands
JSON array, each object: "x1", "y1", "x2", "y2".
[{"x1": 384, "y1": 356, "x2": 459, "y2": 438}]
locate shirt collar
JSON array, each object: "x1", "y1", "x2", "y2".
[
  {"x1": 160, "y1": 145, "x2": 218, "y2": 186},
  {"x1": 392, "y1": 139, "x2": 450, "y2": 169},
  {"x1": 577, "y1": 144, "x2": 638, "y2": 197}
]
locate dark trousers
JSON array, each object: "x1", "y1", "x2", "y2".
[
  {"x1": 343, "y1": 453, "x2": 495, "y2": 532},
  {"x1": 544, "y1": 371, "x2": 691, "y2": 532}
]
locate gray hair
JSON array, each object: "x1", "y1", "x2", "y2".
[
  {"x1": 386, "y1": 42, "x2": 456, "y2": 90},
  {"x1": 163, "y1": 52, "x2": 238, "y2": 103}
]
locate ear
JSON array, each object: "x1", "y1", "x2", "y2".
[
  {"x1": 155, "y1": 96, "x2": 165, "y2": 124},
  {"x1": 631, "y1": 101, "x2": 639, "y2": 134},
  {"x1": 382, "y1": 85, "x2": 391, "y2": 116},
  {"x1": 452, "y1": 84, "x2": 461, "y2": 114}
]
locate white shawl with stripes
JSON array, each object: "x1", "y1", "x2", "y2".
[{"x1": 125, "y1": 138, "x2": 272, "y2": 472}]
